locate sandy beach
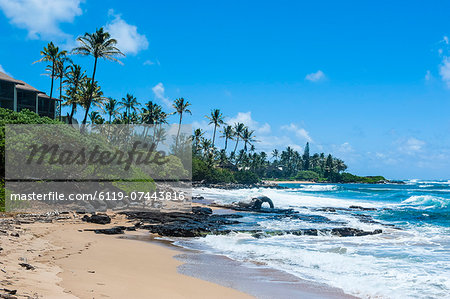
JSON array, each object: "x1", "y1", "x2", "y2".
[{"x1": 0, "y1": 213, "x2": 252, "y2": 299}]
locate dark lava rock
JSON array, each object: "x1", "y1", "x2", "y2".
[
  {"x1": 2, "y1": 289, "x2": 17, "y2": 295},
  {"x1": 85, "y1": 227, "x2": 125, "y2": 235},
  {"x1": 0, "y1": 294, "x2": 18, "y2": 299},
  {"x1": 19, "y1": 263, "x2": 35, "y2": 270},
  {"x1": 242, "y1": 228, "x2": 382, "y2": 238},
  {"x1": 82, "y1": 214, "x2": 111, "y2": 225},
  {"x1": 316, "y1": 207, "x2": 337, "y2": 213},
  {"x1": 349, "y1": 205, "x2": 377, "y2": 211},
  {"x1": 331, "y1": 228, "x2": 382, "y2": 237},
  {"x1": 121, "y1": 211, "x2": 243, "y2": 237},
  {"x1": 192, "y1": 207, "x2": 213, "y2": 215}
]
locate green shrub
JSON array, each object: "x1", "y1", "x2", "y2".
[
  {"x1": 192, "y1": 158, "x2": 235, "y2": 183},
  {"x1": 295, "y1": 170, "x2": 320, "y2": 181},
  {"x1": 234, "y1": 170, "x2": 259, "y2": 184},
  {"x1": 340, "y1": 172, "x2": 386, "y2": 183},
  {"x1": 0, "y1": 108, "x2": 60, "y2": 212}
]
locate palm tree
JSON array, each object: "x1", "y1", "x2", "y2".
[
  {"x1": 119, "y1": 93, "x2": 140, "y2": 124},
  {"x1": 232, "y1": 122, "x2": 245, "y2": 155},
  {"x1": 89, "y1": 111, "x2": 104, "y2": 124},
  {"x1": 55, "y1": 54, "x2": 71, "y2": 100},
  {"x1": 154, "y1": 127, "x2": 167, "y2": 147},
  {"x1": 172, "y1": 98, "x2": 192, "y2": 145},
  {"x1": 200, "y1": 138, "x2": 212, "y2": 155},
  {"x1": 101, "y1": 97, "x2": 119, "y2": 123},
  {"x1": 272, "y1": 149, "x2": 279, "y2": 161},
  {"x1": 241, "y1": 128, "x2": 256, "y2": 152},
  {"x1": 34, "y1": 42, "x2": 67, "y2": 100},
  {"x1": 193, "y1": 128, "x2": 205, "y2": 153},
  {"x1": 220, "y1": 125, "x2": 234, "y2": 151},
  {"x1": 141, "y1": 101, "x2": 160, "y2": 125},
  {"x1": 72, "y1": 27, "x2": 124, "y2": 127},
  {"x1": 79, "y1": 80, "x2": 105, "y2": 114},
  {"x1": 63, "y1": 63, "x2": 85, "y2": 124},
  {"x1": 55, "y1": 53, "x2": 71, "y2": 120},
  {"x1": 206, "y1": 109, "x2": 225, "y2": 148},
  {"x1": 335, "y1": 159, "x2": 347, "y2": 173}
]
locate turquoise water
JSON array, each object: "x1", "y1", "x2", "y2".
[{"x1": 184, "y1": 180, "x2": 450, "y2": 298}]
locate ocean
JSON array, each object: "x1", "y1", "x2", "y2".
[{"x1": 177, "y1": 180, "x2": 450, "y2": 298}]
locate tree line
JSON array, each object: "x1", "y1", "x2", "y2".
[{"x1": 34, "y1": 27, "x2": 379, "y2": 184}]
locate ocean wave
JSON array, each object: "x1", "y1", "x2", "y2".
[
  {"x1": 187, "y1": 232, "x2": 450, "y2": 299},
  {"x1": 298, "y1": 184, "x2": 338, "y2": 192},
  {"x1": 418, "y1": 184, "x2": 433, "y2": 188},
  {"x1": 401, "y1": 195, "x2": 450, "y2": 209}
]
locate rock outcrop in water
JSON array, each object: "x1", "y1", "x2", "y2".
[
  {"x1": 77, "y1": 196, "x2": 389, "y2": 238},
  {"x1": 114, "y1": 206, "x2": 383, "y2": 238}
]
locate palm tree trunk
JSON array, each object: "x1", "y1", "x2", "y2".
[
  {"x1": 224, "y1": 137, "x2": 228, "y2": 150},
  {"x1": 50, "y1": 61, "x2": 55, "y2": 100},
  {"x1": 176, "y1": 114, "x2": 182, "y2": 147},
  {"x1": 69, "y1": 103, "x2": 76, "y2": 124},
  {"x1": 59, "y1": 74, "x2": 62, "y2": 121},
  {"x1": 233, "y1": 137, "x2": 240, "y2": 155},
  {"x1": 82, "y1": 57, "x2": 98, "y2": 128},
  {"x1": 212, "y1": 125, "x2": 217, "y2": 148}
]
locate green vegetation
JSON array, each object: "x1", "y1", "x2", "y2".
[
  {"x1": 0, "y1": 108, "x2": 61, "y2": 211},
  {"x1": 339, "y1": 173, "x2": 386, "y2": 184},
  {"x1": 0, "y1": 27, "x2": 389, "y2": 214}
]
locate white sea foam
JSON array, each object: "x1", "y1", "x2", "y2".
[
  {"x1": 297, "y1": 184, "x2": 338, "y2": 192},
  {"x1": 188, "y1": 232, "x2": 450, "y2": 299},
  {"x1": 401, "y1": 195, "x2": 449, "y2": 209},
  {"x1": 194, "y1": 187, "x2": 380, "y2": 209},
  {"x1": 188, "y1": 185, "x2": 450, "y2": 298}
]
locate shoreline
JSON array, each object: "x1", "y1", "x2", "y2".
[
  {"x1": 0, "y1": 212, "x2": 356, "y2": 298},
  {"x1": 1, "y1": 214, "x2": 251, "y2": 298},
  {"x1": 264, "y1": 180, "x2": 317, "y2": 184},
  {"x1": 125, "y1": 232, "x2": 355, "y2": 299}
]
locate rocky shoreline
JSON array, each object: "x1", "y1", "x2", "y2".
[
  {"x1": 73, "y1": 196, "x2": 392, "y2": 238},
  {"x1": 0, "y1": 195, "x2": 394, "y2": 298}
]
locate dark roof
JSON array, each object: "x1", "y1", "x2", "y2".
[
  {"x1": 0, "y1": 71, "x2": 22, "y2": 84},
  {"x1": 0, "y1": 71, "x2": 61, "y2": 101}
]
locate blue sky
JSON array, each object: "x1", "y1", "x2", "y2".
[{"x1": 1, "y1": 0, "x2": 450, "y2": 179}]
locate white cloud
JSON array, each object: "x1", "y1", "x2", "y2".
[
  {"x1": 144, "y1": 59, "x2": 160, "y2": 66},
  {"x1": 152, "y1": 82, "x2": 172, "y2": 107},
  {"x1": 226, "y1": 111, "x2": 271, "y2": 135},
  {"x1": 332, "y1": 142, "x2": 354, "y2": 154},
  {"x1": 227, "y1": 112, "x2": 258, "y2": 128},
  {"x1": 425, "y1": 70, "x2": 432, "y2": 81},
  {"x1": 281, "y1": 123, "x2": 313, "y2": 142},
  {"x1": 105, "y1": 9, "x2": 149, "y2": 55},
  {"x1": 258, "y1": 135, "x2": 302, "y2": 153},
  {"x1": 439, "y1": 57, "x2": 450, "y2": 87},
  {"x1": 398, "y1": 137, "x2": 425, "y2": 154},
  {"x1": 258, "y1": 123, "x2": 271, "y2": 134},
  {"x1": 305, "y1": 70, "x2": 325, "y2": 82},
  {"x1": 444, "y1": 36, "x2": 449, "y2": 45},
  {"x1": 0, "y1": 0, "x2": 82, "y2": 41}
]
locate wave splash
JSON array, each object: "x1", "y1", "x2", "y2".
[{"x1": 401, "y1": 195, "x2": 450, "y2": 210}]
